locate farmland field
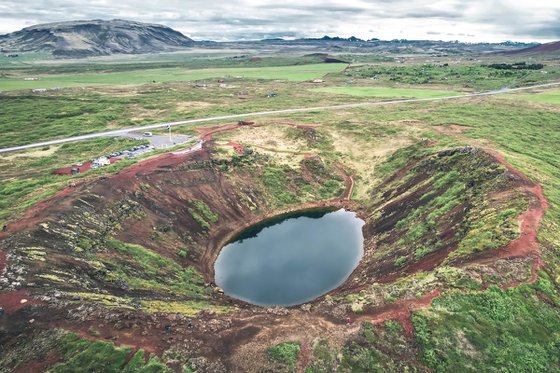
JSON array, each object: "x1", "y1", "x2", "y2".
[
  {"x1": 0, "y1": 63, "x2": 347, "y2": 91},
  {"x1": 311, "y1": 86, "x2": 462, "y2": 98}
]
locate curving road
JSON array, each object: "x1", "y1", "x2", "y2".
[{"x1": 1, "y1": 81, "x2": 559, "y2": 154}]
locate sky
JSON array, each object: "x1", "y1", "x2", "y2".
[{"x1": 0, "y1": 0, "x2": 559, "y2": 43}]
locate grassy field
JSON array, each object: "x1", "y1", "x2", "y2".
[
  {"x1": 509, "y1": 89, "x2": 560, "y2": 104},
  {"x1": 0, "y1": 63, "x2": 346, "y2": 91},
  {"x1": 311, "y1": 86, "x2": 461, "y2": 98}
]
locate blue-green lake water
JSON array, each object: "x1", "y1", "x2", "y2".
[{"x1": 214, "y1": 209, "x2": 364, "y2": 306}]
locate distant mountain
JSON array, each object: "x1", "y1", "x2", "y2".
[
  {"x1": 0, "y1": 19, "x2": 195, "y2": 57},
  {"x1": 0, "y1": 19, "x2": 542, "y2": 58},
  {"x1": 505, "y1": 40, "x2": 560, "y2": 55},
  {"x1": 216, "y1": 38, "x2": 537, "y2": 56}
]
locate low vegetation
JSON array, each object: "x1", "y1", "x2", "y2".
[
  {"x1": 268, "y1": 342, "x2": 301, "y2": 371},
  {"x1": 338, "y1": 63, "x2": 560, "y2": 90},
  {"x1": 311, "y1": 86, "x2": 460, "y2": 98},
  {"x1": 413, "y1": 282, "x2": 560, "y2": 372},
  {"x1": 101, "y1": 239, "x2": 209, "y2": 299}
]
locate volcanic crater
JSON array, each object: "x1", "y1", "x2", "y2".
[{"x1": 0, "y1": 138, "x2": 547, "y2": 372}]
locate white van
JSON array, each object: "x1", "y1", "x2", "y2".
[{"x1": 143, "y1": 132, "x2": 153, "y2": 137}]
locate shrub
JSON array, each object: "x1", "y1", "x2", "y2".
[
  {"x1": 394, "y1": 256, "x2": 407, "y2": 267},
  {"x1": 268, "y1": 342, "x2": 301, "y2": 369}
]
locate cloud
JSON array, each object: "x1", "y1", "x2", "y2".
[{"x1": 0, "y1": 0, "x2": 559, "y2": 42}]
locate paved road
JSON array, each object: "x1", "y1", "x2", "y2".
[{"x1": 1, "y1": 81, "x2": 559, "y2": 154}]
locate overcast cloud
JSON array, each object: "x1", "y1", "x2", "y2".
[{"x1": 0, "y1": 0, "x2": 559, "y2": 42}]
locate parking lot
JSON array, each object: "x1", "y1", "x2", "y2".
[{"x1": 117, "y1": 132, "x2": 194, "y2": 150}]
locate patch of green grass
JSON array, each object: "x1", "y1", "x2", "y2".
[
  {"x1": 262, "y1": 165, "x2": 300, "y2": 207},
  {"x1": 191, "y1": 200, "x2": 219, "y2": 224},
  {"x1": 319, "y1": 179, "x2": 344, "y2": 199},
  {"x1": 139, "y1": 300, "x2": 230, "y2": 316},
  {"x1": 449, "y1": 206, "x2": 521, "y2": 259},
  {"x1": 384, "y1": 320, "x2": 404, "y2": 334},
  {"x1": 394, "y1": 256, "x2": 407, "y2": 267},
  {"x1": 338, "y1": 321, "x2": 419, "y2": 372},
  {"x1": 413, "y1": 284, "x2": 560, "y2": 372},
  {"x1": 509, "y1": 89, "x2": 560, "y2": 104},
  {"x1": 311, "y1": 86, "x2": 461, "y2": 99},
  {"x1": 103, "y1": 239, "x2": 208, "y2": 299},
  {"x1": 188, "y1": 208, "x2": 211, "y2": 230},
  {"x1": 178, "y1": 249, "x2": 189, "y2": 258},
  {"x1": 50, "y1": 331, "x2": 170, "y2": 372},
  {"x1": 51, "y1": 338, "x2": 132, "y2": 373},
  {"x1": 268, "y1": 342, "x2": 301, "y2": 370},
  {"x1": 306, "y1": 340, "x2": 338, "y2": 373}
]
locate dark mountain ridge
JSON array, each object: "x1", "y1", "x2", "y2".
[{"x1": 0, "y1": 19, "x2": 195, "y2": 57}]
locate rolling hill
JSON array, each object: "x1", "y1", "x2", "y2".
[{"x1": 506, "y1": 40, "x2": 560, "y2": 55}]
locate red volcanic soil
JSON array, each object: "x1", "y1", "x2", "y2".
[
  {"x1": 0, "y1": 250, "x2": 6, "y2": 273},
  {"x1": 224, "y1": 141, "x2": 245, "y2": 155},
  {"x1": 359, "y1": 290, "x2": 442, "y2": 336},
  {"x1": 195, "y1": 121, "x2": 255, "y2": 141},
  {"x1": 332, "y1": 162, "x2": 355, "y2": 200},
  {"x1": 0, "y1": 290, "x2": 43, "y2": 314},
  {"x1": 0, "y1": 185, "x2": 77, "y2": 239},
  {"x1": 110, "y1": 148, "x2": 204, "y2": 183}
]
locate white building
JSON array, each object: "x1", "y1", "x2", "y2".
[{"x1": 92, "y1": 156, "x2": 110, "y2": 167}]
